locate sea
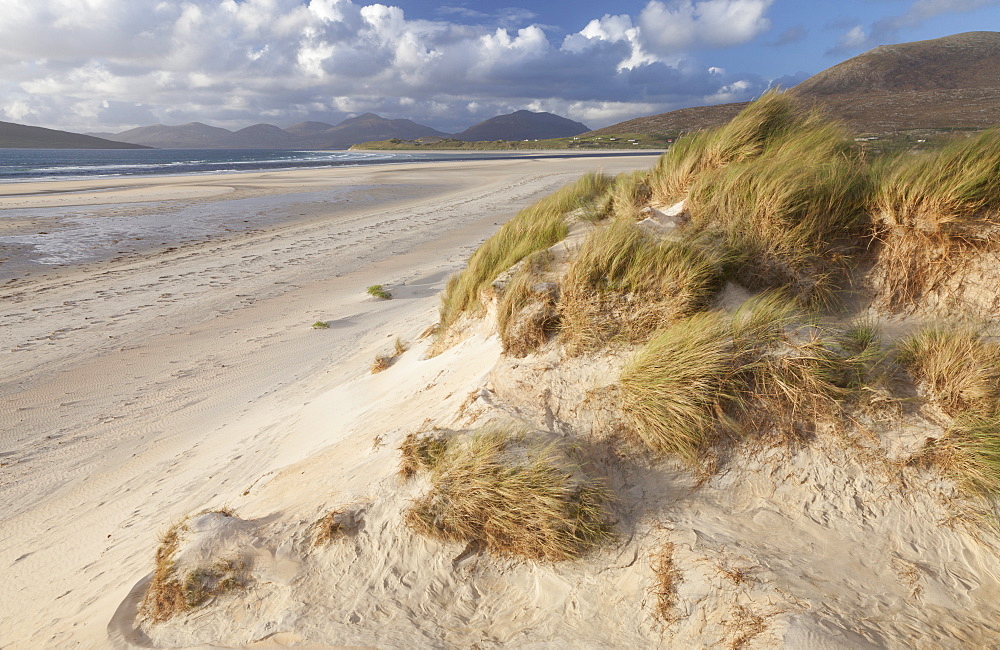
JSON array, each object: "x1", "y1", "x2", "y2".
[
  {"x1": 0, "y1": 148, "x2": 497, "y2": 182},
  {"x1": 0, "y1": 147, "x2": 656, "y2": 183},
  {"x1": 0, "y1": 148, "x2": 658, "y2": 277}
]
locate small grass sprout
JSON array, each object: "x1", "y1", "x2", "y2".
[
  {"x1": 312, "y1": 321, "x2": 330, "y2": 329},
  {"x1": 367, "y1": 284, "x2": 392, "y2": 300}
]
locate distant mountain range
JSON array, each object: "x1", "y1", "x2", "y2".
[
  {"x1": 0, "y1": 120, "x2": 149, "y2": 149},
  {"x1": 78, "y1": 110, "x2": 588, "y2": 150},
  {"x1": 589, "y1": 31, "x2": 1000, "y2": 137}
]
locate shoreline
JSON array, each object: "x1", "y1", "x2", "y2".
[{"x1": 0, "y1": 153, "x2": 658, "y2": 646}]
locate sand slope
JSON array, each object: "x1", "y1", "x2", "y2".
[{"x1": 0, "y1": 155, "x2": 657, "y2": 647}]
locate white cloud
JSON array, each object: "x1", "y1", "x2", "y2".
[
  {"x1": 638, "y1": 0, "x2": 774, "y2": 54},
  {"x1": 0, "y1": 0, "x2": 777, "y2": 132}
]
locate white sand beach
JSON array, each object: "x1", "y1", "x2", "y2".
[{"x1": 0, "y1": 154, "x2": 659, "y2": 646}]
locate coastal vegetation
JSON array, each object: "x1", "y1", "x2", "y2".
[
  {"x1": 401, "y1": 423, "x2": 613, "y2": 561},
  {"x1": 367, "y1": 284, "x2": 392, "y2": 300}
]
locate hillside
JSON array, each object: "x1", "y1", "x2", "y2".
[
  {"x1": 0, "y1": 120, "x2": 150, "y2": 149},
  {"x1": 456, "y1": 110, "x2": 589, "y2": 141},
  {"x1": 589, "y1": 31, "x2": 1000, "y2": 137}
]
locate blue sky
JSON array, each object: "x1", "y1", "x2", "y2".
[{"x1": 0, "y1": 0, "x2": 997, "y2": 133}]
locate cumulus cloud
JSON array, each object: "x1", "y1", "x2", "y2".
[{"x1": 0, "y1": 0, "x2": 779, "y2": 132}]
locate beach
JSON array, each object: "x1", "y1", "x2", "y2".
[{"x1": 0, "y1": 153, "x2": 660, "y2": 646}]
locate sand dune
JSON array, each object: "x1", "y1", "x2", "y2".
[{"x1": 0, "y1": 154, "x2": 658, "y2": 647}]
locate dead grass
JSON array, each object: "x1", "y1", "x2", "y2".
[
  {"x1": 497, "y1": 250, "x2": 559, "y2": 357},
  {"x1": 437, "y1": 172, "x2": 613, "y2": 335},
  {"x1": 139, "y1": 519, "x2": 248, "y2": 622},
  {"x1": 398, "y1": 429, "x2": 450, "y2": 478},
  {"x1": 650, "y1": 542, "x2": 681, "y2": 624},
  {"x1": 872, "y1": 128, "x2": 1000, "y2": 311},
  {"x1": 405, "y1": 424, "x2": 613, "y2": 561},
  {"x1": 560, "y1": 220, "x2": 721, "y2": 354},
  {"x1": 312, "y1": 508, "x2": 361, "y2": 545},
  {"x1": 371, "y1": 355, "x2": 392, "y2": 374}
]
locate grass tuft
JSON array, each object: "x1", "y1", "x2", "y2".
[
  {"x1": 497, "y1": 250, "x2": 559, "y2": 357},
  {"x1": 398, "y1": 429, "x2": 451, "y2": 478},
  {"x1": 620, "y1": 293, "x2": 880, "y2": 462},
  {"x1": 438, "y1": 172, "x2": 613, "y2": 334},
  {"x1": 367, "y1": 284, "x2": 392, "y2": 300},
  {"x1": 139, "y1": 519, "x2": 247, "y2": 622},
  {"x1": 932, "y1": 412, "x2": 1000, "y2": 496},
  {"x1": 405, "y1": 424, "x2": 613, "y2": 561},
  {"x1": 872, "y1": 128, "x2": 1000, "y2": 310},
  {"x1": 897, "y1": 323, "x2": 1000, "y2": 415},
  {"x1": 649, "y1": 91, "x2": 872, "y2": 306},
  {"x1": 560, "y1": 220, "x2": 722, "y2": 353},
  {"x1": 311, "y1": 321, "x2": 330, "y2": 329}
]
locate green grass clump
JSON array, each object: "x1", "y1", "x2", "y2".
[
  {"x1": 367, "y1": 285, "x2": 392, "y2": 300},
  {"x1": 405, "y1": 424, "x2": 613, "y2": 561},
  {"x1": 872, "y1": 129, "x2": 1000, "y2": 310},
  {"x1": 650, "y1": 90, "x2": 801, "y2": 204},
  {"x1": 648, "y1": 91, "x2": 872, "y2": 306},
  {"x1": 620, "y1": 293, "x2": 882, "y2": 463},
  {"x1": 398, "y1": 430, "x2": 451, "y2": 478},
  {"x1": 312, "y1": 321, "x2": 330, "y2": 329},
  {"x1": 560, "y1": 220, "x2": 721, "y2": 353},
  {"x1": 608, "y1": 170, "x2": 653, "y2": 221},
  {"x1": 438, "y1": 172, "x2": 613, "y2": 333}
]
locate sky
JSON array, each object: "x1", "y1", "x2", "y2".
[{"x1": 0, "y1": 0, "x2": 998, "y2": 134}]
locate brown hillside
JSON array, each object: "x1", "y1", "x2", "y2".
[{"x1": 589, "y1": 31, "x2": 1000, "y2": 137}]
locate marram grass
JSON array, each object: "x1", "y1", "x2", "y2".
[
  {"x1": 872, "y1": 128, "x2": 1000, "y2": 310},
  {"x1": 560, "y1": 219, "x2": 721, "y2": 353},
  {"x1": 438, "y1": 172, "x2": 613, "y2": 332},
  {"x1": 404, "y1": 424, "x2": 613, "y2": 561}
]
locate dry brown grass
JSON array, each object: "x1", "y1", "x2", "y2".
[
  {"x1": 650, "y1": 542, "x2": 681, "y2": 624},
  {"x1": 139, "y1": 519, "x2": 248, "y2": 622},
  {"x1": 497, "y1": 250, "x2": 559, "y2": 357},
  {"x1": 312, "y1": 508, "x2": 361, "y2": 545},
  {"x1": 560, "y1": 220, "x2": 721, "y2": 354},
  {"x1": 398, "y1": 429, "x2": 450, "y2": 478},
  {"x1": 404, "y1": 424, "x2": 613, "y2": 561},
  {"x1": 371, "y1": 355, "x2": 392, "y2": 374}
]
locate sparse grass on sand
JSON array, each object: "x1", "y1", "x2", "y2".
[
  {"x1": 404, "y1": 424, "x2": 613, "y2": 561},
  {"x1": 560, "y1": 219, "x2": 721, "y2": 353},
  {"x1": 650, "y1": 542, "x2": 681, "y2": 624},
  {"x1": 899, "y1": 324, "x2": 1000, "y2": 496},
  {"x1": 139, "y1": 518, "x2": 247, "y2": 622},
  {"x1": 311, "y1": 321, "x2": 330, "y2": 329},
  {"x1": 367, "y1": 284, "x2": 392, "y2": 300},
  {"x1": 438, "y1": 172, "x2": 613, "y2": 333},
  {"x1": 398, "y1": 429, "x2": 450, "y2": 478},
  {"x1": 872, "y1": 128, "x2": 1000, "y2": 310}
]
